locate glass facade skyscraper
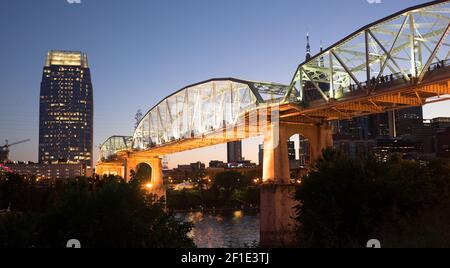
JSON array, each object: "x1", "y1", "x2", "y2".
[{"x1": 38, "y1": 51, "x2": 94, "y2": 169}]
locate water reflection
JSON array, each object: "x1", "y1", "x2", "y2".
[{"x1": 176, "y1": 210, "x2": 260, "y2": 248}]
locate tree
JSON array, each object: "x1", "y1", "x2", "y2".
[
  {"x1": 212, "y1": 171, "x2": 251, "y2": 204},
  {"x1": 192, "y1": 169, "x2": 207, "y2": 192},
  {"x1": 294, "y1": 149, "x2": 450, "y2": 248},
  {"x1": 212, "y1": 171, "x2": 250, "y2": 192},
  {"x1": 0, "y1": 175, "x2": 196, "y2": 248}
]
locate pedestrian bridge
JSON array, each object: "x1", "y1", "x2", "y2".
[
  {"x1": 99, "y1": 0, "x2": 450, "y2": 163},
  {"x1": 96, "y1": 0, "x2": 450, "y2": 247}
]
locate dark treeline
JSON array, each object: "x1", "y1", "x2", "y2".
[
  {"x1": 295, "y1": 149, "x2": 450, "y2": 248},
  {"x1": 0, "y1": 175, "x2": 195, "y2": 248},
  {"x1": 167, "y1": 170, "x2": 260, "y2": 211}
]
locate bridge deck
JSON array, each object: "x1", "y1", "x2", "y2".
[{"x1": 121, "y1": 67, "x2": 449, "y2": 159}]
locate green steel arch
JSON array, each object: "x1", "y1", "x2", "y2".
[{"x1": 286, "y1": 0, "x2": 450, "y2": 103}]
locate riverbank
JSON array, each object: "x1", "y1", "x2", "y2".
[{"x1": 171, "y1": 207, "x2": 259, "y2": 214}]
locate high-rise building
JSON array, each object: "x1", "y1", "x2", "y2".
[
  {"x1": 392, "y1": 107, "x2": 424, "y2": 137},
  {"x1": 287, "y1": 141, "x2": 296, "y2": 160},
  {"x1": 39, "y1": 51, "x2": 94, "y2": 170},
  {"x1": 299, "y1": 136, "x2": 310, "y2": 166},
  {"x1": 227, "y1": 141, "x2": 242, "y2": 163}
]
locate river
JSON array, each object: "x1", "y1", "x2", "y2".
[{"x1": 176, "y1": 210, "x2": 260, "y2": 248}]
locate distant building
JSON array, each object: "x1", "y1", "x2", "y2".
[
  {"x1": 394, "y1": 107, "x2": 424, "y2": 137},
  {"x1": 190, "y1": 161, "x2": 206, "y2": 171},
  {"x1": 334, "y1": 139, "x2": 377, "y2": 160},
  {"x1": 39, "y1": 51, "x2": 94, "y2": 172},
  {"x1": 373, "y1": 138, "x2": 424, "y2": 162},
  {"x1": 227, "y1": 141, "x2": 243, "y2": 163},
  {"x1": 299, "y1": 136, "x2": 310, "y2": 166},
  {"x1": 333, "y1": 117, "x2": 450, "y2": 161},
  {"x1": 164, "y1": 162, "x2": 207, "y2": 182},
  {"x1": 258, "y1": 144, "x2": 264, "y2": 166},
  {"x1": 209, "y1": 160, "x2": 226, "y2": 169},
  {"x1": 287, "y1": 141, "x2": 296, "y2": 160},
  {"x1": 4, "y1": 162, "x2": 84, "y2": 180},
  {"x1": 226, "y1": 160, "x2": 257, "y2": 169}
]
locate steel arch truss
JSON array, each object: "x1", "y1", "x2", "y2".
[
  {"x1": 132, "y1": 79, "x2": 290, "y2": 150},
  {"x1": 287, "y1": 0, "x2": 450, "y2": 104},
  {"x1": 100, "y1": 136, "x2": 133, "y2": 161}
]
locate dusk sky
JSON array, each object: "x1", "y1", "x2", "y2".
[{"x1": 1, "y1": 0, "x2": 448, "y2": 168}]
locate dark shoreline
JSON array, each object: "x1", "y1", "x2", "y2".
[{"x1": 171, "y1": 207, "x2": 260, "y2": 214}]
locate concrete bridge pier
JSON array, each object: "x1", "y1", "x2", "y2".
[
  {"x1": 125, "y1": 155, "x2": 166, "y2": 200},
  {"x1": 260, "y1": 122, "x2": 332, "y2": 248}
]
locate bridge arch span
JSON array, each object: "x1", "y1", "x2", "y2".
[{"x1": 132, "y1": 78, "x2": 292, "y2": 151}]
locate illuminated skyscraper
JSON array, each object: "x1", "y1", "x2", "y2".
[{"x1": 39, "y1": 51, "x2": 93, "y2": 170}]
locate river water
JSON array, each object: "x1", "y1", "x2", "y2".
[{"x1": 176, "y1": 210, "x2": 260, "y2": 248}]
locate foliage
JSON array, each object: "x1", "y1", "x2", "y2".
[
  {"x1": 167, "y1": 171, "x2": 258, "y2": 210},
  {"x1": 295, "y1": 149, "x2": 450, "y2": 248},
  {"x1": 0, "y1": 174, "x2": 195, "y2": 248}
]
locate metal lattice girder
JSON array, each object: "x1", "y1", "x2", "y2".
[
  {"x1": 100, "y1": 136, "x2": 133, "y2": 160},
  {"x1": 288, "y1": 0, "x2": 450, "y2": 102},
  {"x1": 416, "y1": 79, "x2": 450, "y2": 94},
  {"x1": 336, "y1": 102, "x2": 383, "y2": 113},
  {"x1": 370, "y1": 94, "x2": 423, "y2": 106},
  {"x1": 132, "y1": 78, "x2": 290, "y2": 150},
  {"x1": 300, "y1": 108, "x2": 352, "y2": 119}
]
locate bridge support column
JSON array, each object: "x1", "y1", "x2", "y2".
[
  {"x1": 149, "y1": 157, "x2": 165, "y2": 200},
  {"x1": 125, "y1": 155, "x2": 166, "y2": 200},
  {"x1": 260, "y1": 123, "x2": 298, "y2": 247},
  {"x1": 302, "y1": 123, "x2": 333, "y2": 164},
  {"x1": 260, "y1": 122, "x2": 333, "y2": 247}
]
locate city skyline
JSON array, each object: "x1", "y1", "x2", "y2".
[{"x1": 1, "y1": 0, "x2": 449, "y2": 168}]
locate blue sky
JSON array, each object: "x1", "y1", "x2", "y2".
[{"x1": 0, "y1": 0, "x2": 448, "y2": 167}]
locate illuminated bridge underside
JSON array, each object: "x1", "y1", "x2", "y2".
[{"x1": 102, "y1": 0, "x2": 450, "y2": 160}]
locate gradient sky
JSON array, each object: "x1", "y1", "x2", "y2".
[{"x1": 0, "y1": 0, "x2": 448, "y2": 168}]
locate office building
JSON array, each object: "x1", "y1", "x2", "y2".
[
  {"x1": 227, "y1": 141, "x2": 243, "y2": 163},
  {"x1": 39, "y1": 51, "x2": 94, "y2": 171},
  {"x1": 4, "y1": 162, "x2": 84, "y2": 180}
]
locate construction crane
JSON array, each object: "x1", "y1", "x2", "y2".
[{"x1": 0, "y1": 139, "x2": 31, "y2": 163}]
